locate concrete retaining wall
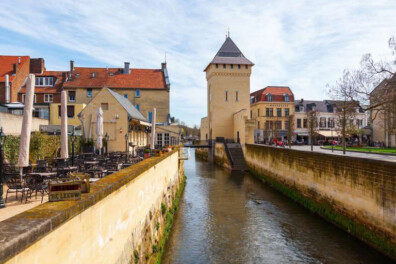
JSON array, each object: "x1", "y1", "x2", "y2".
[
  {"x1": 245, "y1": 144, "x2": 396, "y2": 260},
  {"x1": 0, "y1": 150, "x2": 184, "y2": 264}
]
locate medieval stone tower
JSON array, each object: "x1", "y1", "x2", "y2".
[{"x1": 204, "y1": 36, "x2": 254, "y2": 141}]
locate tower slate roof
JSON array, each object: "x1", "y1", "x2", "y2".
[{"x1": 204, "y1": 37, "x2": 254, "y2": 71}]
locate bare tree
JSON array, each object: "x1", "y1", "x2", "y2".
[
  {"x1": 263, "y1": 122, "x2": 270, "y2": 144},
  {"x1": 286, "y1": 115, "x2": 295, "y2": 149},
  {"x1": 307, "y1": 110, "x2": 317, "y2": 151}
]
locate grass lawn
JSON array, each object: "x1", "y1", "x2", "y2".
[{"x1": 322, "y1": 146, "x2": 396, "y2": 154}]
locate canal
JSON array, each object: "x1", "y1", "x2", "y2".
[{"x1": 162, "y1": 149, "x2": 393, "y2": 264}]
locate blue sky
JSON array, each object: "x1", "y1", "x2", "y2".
[{"x1": 1, "y1": 0, "x2": 395, "y2": 127}]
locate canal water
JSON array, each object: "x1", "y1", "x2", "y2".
[{"x1": 162, "y1": 149, "x2": 393, "y2": 264}]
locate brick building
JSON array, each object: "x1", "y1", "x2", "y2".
[{"x1": 62, "y1": 61, "x2": 170, "y2": 123}]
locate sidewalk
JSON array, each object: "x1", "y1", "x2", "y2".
[{"x1": 256, "y1": 144, "x2": 396, "y2": 163}]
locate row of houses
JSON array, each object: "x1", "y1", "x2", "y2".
[
  {"x1": 0, "y1": 55, "x2": 182, "y2": 151},
  {"x1": 197, "y1": 36, "x2": 392, "y2": 147}
]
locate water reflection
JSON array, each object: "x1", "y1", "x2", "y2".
[{"x1": 162, "y1": 149, "x2": 392, "y2": 264}]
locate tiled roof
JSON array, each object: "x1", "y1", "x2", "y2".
[
  {"x1": 251, "y1": 86, "x2": 294, "y2": 102},
  {"x1": 107, "y1": 88, "x2": 148, "y2": 122},
  {"x1": 63, "y1": 67, "x2": 167, "y2": 89},
  {"x1": 204, "y1": 37, "x2": 253, "y2": 71},
  {"x1": 294, "y1": 99, "x2": 333, "y2": 113},
  {"x1": 19, "y1": 71, "x2": 66, "y2": 94},
  {"x1": 0, "y1": 56, "x2": 29, "y2": 82}
]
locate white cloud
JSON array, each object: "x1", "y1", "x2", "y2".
[{"x1": 0, "y1": 0, "x2": 395, "y2": 126}]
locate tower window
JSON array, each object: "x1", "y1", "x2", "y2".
[
  {"x1": 235, "y1": 90, "x2": 239, "y2": 101},
  {"x1": 231, "y1": 64, "x2": 234, "y2": 69},
  {"x1": 223, "y1": 64, "x2": 226, "y2": 69},
  {"x1": 216, "y1": 64, "x2": 218, "y2": 68},
  {"x1": 238, "y1": 64, "x2": 241, "y2": 69},
  {"x1": 245, "y1": 65, "x2": 248, "y2": 69},
  {"x1": 225, "y1": 91, "x2": 228, "y2": 102}
]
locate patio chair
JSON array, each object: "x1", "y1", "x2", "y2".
[
  {"x1": 25, "y1": 174, "x2": 48, "y2": 203},
  {"x1": 4, "y1": 173, "x2": 28, "y2": 203}
]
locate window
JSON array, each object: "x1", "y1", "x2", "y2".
[
  {"x1": 135, "y1": 89, "x2": 140, "y2": 97},
  {"x1": 124, "y1": 94, "x2": 128, "y2": 99},
  {"x1": 216, "y1": 64, "x2": 218, "y2": 68},
  {"x1": 22, "y1": 94, "x2": 36, "y2": 103},
  {"x1": 269, "y1": 108, "x2": 273, "y2": 117},
  {"x1": 266, "y1": 108, "x2": 269, "y2": 117},
  {"x1": 319, "y1": 117, "x2": 326, "y2": 128},
  {"x1": 235, "y1": 91, "x2": 239, "y2": 101},
  {"x1": 231, "y1": 64, "x2": 234, "y2": 69},
  {"x1": 67, "y1": 106, "x2": 75, "y2": 118},
  {"x1": 303, "y1": 119, "x2": 307, "y2": 128},
  {"x1": 87, "y1": 88, "x2": 92, "y2": 98},
  {"x1": 223, "y1": 64, "x2": 226, "y2": 69},
  {"x1": 35, "y1": 77, "x2": 54, "y2": 86},
  {"x1": 299, "y1": 106, "x2": 304, "y2": 112},
  {"x1": 277, "y1": 108, "x2": 282, "y2": 117},
  {"x1": 101, "y1": 103, "x2": 109, "y2": 110},
  {"x1": 225, "y1": 91, "x2": 228, "y2": 101},
  {"x1": 257, "y1": 108, "x2": 260, "y2": 117},
  {"x1": 156, "y1": 133, "x2": 163, "y2": 147},
  {"x1": 328, "y1": 118, "x2": 334, "y2": 128},
  {"x1": 285, "y1": 108, "x2": 289, "y2": 116},
  {"x1": 238, "y1": 64, "x2": 241, "y2": 69},
  {"x1": 284, "y1": 94, "x2": 290, "y2": 102},
  {"x1": 245, "y1": 65, "x2": 248, "y2": 69},
  {"x1": 44, "y1": 94, "x2": 53, "y2": 103},
  {"x1": 269, "y1": 121, "x2": 274, "y2": 129},
  {"x1": 68, "y1": 91, "x2": 76, "y2": 102},
  {"x1": 250, "y1": 110, "x2": 252, "y2": 119},
  {"x1": 136, "y1": 104, "x2": 140, "y2": 111},
  {"x1": 257, "y1": 121, "x2": 260, "y2": 129},
  {"x1": 276, "y1": 121, "x2": 282, "y2": 129},
  {"x1": 148, "y1": 112, "x2": 152, "y2": 122},
  {"x1": 267, "y1": 94, "x2": 273, "y2": 102},
  {"x1": 59, "y1": 105, "x2": 75, "y2": 118},
  {"x1": 284, "y1": 121, "x2": 289, "y2": 129},
  {"x1": 297, "y1": 119, "x2": 301, "y2": 128},
  {"x1": 164, "y1": 133, "x2": 170, "y2": 146}
]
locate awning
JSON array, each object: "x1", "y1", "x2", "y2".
[
  {"x1": 316, "y1": 130, "x2": 338, "y2": 137},
  {"x1": 296, "y1": 132, "x2": 309, "y2": 136},
  {"x1": 139, "y1": 120, "x2": 152, "y2": 127}
]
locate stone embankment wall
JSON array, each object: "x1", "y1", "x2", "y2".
[
  {"x1": 245, "y1": 144, "x2": 396, "y2": 260},
  {"x1": 0, "y1": 150, "x2": 185, "y2": 264},
  {"x1": 195, "y1": 144, "x2": 231, "y2": 169},
  {"x1": 0, "y1": 112, "x2": 48, "y2": 135}
]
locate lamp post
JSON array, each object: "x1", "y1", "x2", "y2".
[
  {"x1": 0, "y1": 127, "x2": 7, "y2": 208},
  {"x1": 71, "y1": 131, "x2": 76, "y2": 166},
  {"x1": 105, "y1": 133, "x2": 109, "y2": 156},
  {"x1": 125, "y1": 132, "x2": 129, "y2": 163}
]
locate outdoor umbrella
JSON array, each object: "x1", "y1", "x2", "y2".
[
  {"x1": 151, "y1": 108, "x2": 156, "y2": 150},
  {"x1": 17, "y1": 74, "x2": 35, "y2": 179},
  {"x1": 60, "y1": 90, "x2": 69, "y2": 159},
  {"x1": 96, "y1": 107, "x2": 103, "y2": 154}
]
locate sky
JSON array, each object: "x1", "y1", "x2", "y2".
[{"x1": 0, "y1": 0, "x2": 395, "y2": 127}]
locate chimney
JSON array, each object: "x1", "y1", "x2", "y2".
[
  {"x1": 161, "y1": 62, "x2": 167, "y2": 71},
  {"x1": 70, "y1": 60, "x2": 75, "y2": 73},
  {"x1": 91, "y1": 72, "x2": 96, "y2": 78},
  {"x1": 13, "y1": 63, "x2": 17, "y2": 75},
  {"x1": 18, "y1": 57, "x2": 21, "y2": 64},
  {"x1": 5, "y1": 74, "x2": 10, "y2": 103},
  {"x1": 124, "y1": 62, "x2": 130, "y2": 74}
]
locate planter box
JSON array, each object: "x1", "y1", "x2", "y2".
[{"x1": 49, "y1": 179, "x2": 82, "y2": 201}]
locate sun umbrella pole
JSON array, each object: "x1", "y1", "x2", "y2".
[{"x1": 60, "y1": 91, "x2": 69, "y2": 159}]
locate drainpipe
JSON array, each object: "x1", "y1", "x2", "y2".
[{"x1": 5, "y1": 74, "x2": 10, "y2": 103}]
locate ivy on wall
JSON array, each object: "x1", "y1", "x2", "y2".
[{"x1": 3, "y1": 132, "x2": 82, "y2": 164}]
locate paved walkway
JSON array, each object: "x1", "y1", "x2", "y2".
[{"x1": 256, "y1": 144, "x2": 396, "y2": 163}]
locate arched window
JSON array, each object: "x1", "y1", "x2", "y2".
[
  {"x1": 284, "y1": 94, "x2": 289, "y2": 102},
  {"x1": 267, "y1": 93, "x2": 273, "y2": 102}
]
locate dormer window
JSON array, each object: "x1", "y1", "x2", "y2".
[
  {"x1": 35, "y1": 77, "x2": 54, "y2": 86},
  {"x1": 267, "y1": 93, "x2": 273, "y2": 102},
  {"x1": 299, "y1": 105, "x2": 304, "y2": 112},
  {"x1": 312, "y1": 106, "x2": 316, "y2": 111},
  {"x1": 284, "y1": 94, "x2": 290, "y2": 102}
]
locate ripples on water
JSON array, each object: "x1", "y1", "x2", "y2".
[{"x1": 162, "y1": 149, "x2": 393, "y2": 264}]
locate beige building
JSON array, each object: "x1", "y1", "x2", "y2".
[
  {"x1": 155, "y1": 124, "x2": 182, "y2": 147},
  {"x1": 200, "y1": 117, "x2": 208, "y2": 140},
  {"x1": 79, "y1": 88, "x2": 151, "y2": 153},
  {"x1": 250, "y1": 86, "x2": 295, "y2": 142},
  {"x1": 63, "y1": 61, "x2": 170, "y2": 123},
  {"x1": 202, "y1": 36, "x2": 254, "y2": 144}
]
